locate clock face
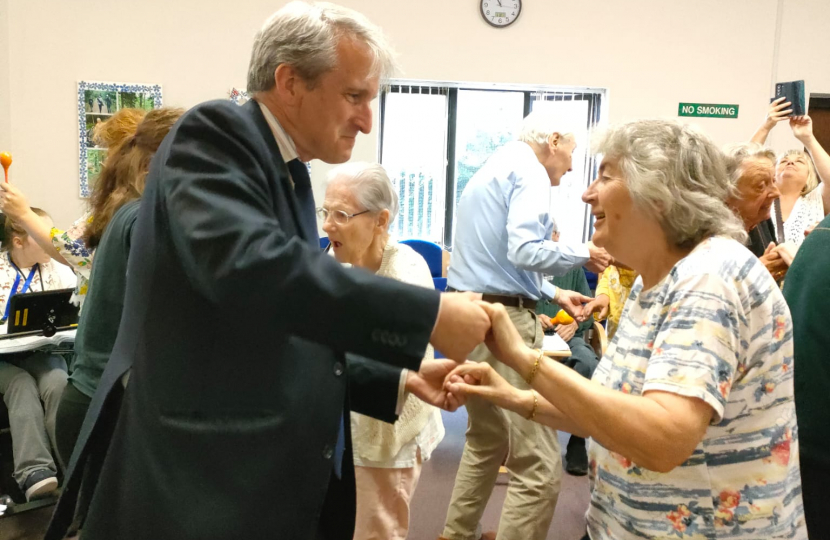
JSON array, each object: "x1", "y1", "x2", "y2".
[{"x1": 480, "y1": 0, "x2": 521, "y2": 28}]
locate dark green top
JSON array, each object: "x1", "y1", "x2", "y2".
[
  {"x1": 536, "y1": 267, "x2": 593, "y2": 338},
  {"x1": 69, "y1": 200, "x2": 140, "y2": 398},
  {"x1": 782, "y1": 213, "x2": 830, "y2": 467}
]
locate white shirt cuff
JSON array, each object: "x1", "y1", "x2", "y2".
[{"x1": 396, "y1": 369, "x2": 409, "y2": 415}]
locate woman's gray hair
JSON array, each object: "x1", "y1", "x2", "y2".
[
  {"x1": 326, "y1": 162, "x2": 399, "y2": 226},
  {"x1": 517, "y1": 109, "x2": 574, "y2": 147},
  {"x1": 777, "y1": 149, "x2": 819, "y2": 195},
  {"x1": 723, "y1": 142, "x2": 776, "y2": 189},
  {"x1": 593, "y1": 119, "x2": 747, "y2": 248},
  {"x1": 247, "y1": 1, "x2": 398, "y2": 92}
]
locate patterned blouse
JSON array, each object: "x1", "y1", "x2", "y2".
[
  {"x1": 50, "y1": 212, "x2": 94, "y2": 308},
  {"x1": 773, "y1": 183, "x2": 826, "y2": 248},
  {"x1": 587, "y1": 237, "x2": 806, "y2": 540}
]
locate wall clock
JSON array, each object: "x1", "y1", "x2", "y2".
[{"x1": 480, "y1": 0, "x2": 521, "y2": 28}]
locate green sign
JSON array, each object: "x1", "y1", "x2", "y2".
[{"x1": 678, "y1": 103, "x2": 739, "y2": 119}]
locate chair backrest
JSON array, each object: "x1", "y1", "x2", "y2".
[
  {"x1": 588, "y1": 320, "x2": 608, "y2": 358},
  {"x1": 319, "y1": 237, "x2": 330, "y2": 250},
  {"x1": 399, "y1": 239, "x2": 443, "y2": 278}
]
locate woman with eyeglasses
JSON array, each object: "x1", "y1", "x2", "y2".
[{"x1": 319, "y1": 162, "x2": 445, "y2": 540}]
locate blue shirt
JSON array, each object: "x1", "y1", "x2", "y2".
[{"x1": 448, "y1": 141, "x2": 589, "y2": 300}]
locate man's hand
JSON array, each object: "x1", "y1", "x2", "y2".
[
  {"x1": 582, "y1": 294, "x2": 610, "y2": 321},
  {"x1": 539, "y1": 313, "x2": 554, "y2": 331},
  {"x1": 554, "y1": 288, "x2": 593, "y2": 320},
  {"x1": 476, "y1": 301, "x2": 535, "y2": 373},
  {"x1": 790, "y1": 115, "x2": 814, "y2": 144},
  {"x1": 555, "y1": 321, "x2": 577, "y2": 343},
  {"x1": 585, "y1": 242, "x2": 612, "y2": 274},
  {"x1": 405, "y1": 359, "x2": 466, "y2": 412},
  {"x1": 430, "y1": 292, "x2": 490, "y2": 361}
]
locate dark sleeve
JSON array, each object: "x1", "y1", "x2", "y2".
[
  {"x1": 346, "y1": 354, "x2": 402, "y2": 424},
  {"x1": 575, "y1": 270, "x2": 594, "y2": 336},
  {"x1": 159, "y1": 103, "x2": 439, "y2": 371}
]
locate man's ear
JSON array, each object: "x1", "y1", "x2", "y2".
[
  {"x1": 547, "y1": 132, "x2": 561, "y2": 154},
  {"x1": 273, "y1": 63, "x2": 304, "y2": 105}
]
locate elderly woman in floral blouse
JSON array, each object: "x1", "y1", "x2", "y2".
[{"x1": 446, "y1": 120, "x2": 807, "y2": 540}]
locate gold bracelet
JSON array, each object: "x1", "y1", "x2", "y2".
[
  {"x1": 525, "y1": 348, "x2": 543, "y2": 385},
  {"x1": 526, "y1": 390, "x2": 538, "y2": 420}
]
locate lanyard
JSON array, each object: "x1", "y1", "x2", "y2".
[{"x1": 3, "y1": 255, "x2": 39, "y2": 323}]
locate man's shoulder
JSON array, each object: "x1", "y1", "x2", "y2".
[{"x1": 178, "y1": 99, "x2": 258, "y2": 130}]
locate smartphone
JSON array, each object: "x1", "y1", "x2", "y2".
[{"x1": 773, "y1": 80, "x2": 806, "y2": 116}]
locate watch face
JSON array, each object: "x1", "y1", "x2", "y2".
[{"x1": 480, "y1": 0, "x2": 521, "y2": 28}]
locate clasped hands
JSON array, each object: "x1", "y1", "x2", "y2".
[{"x1": 410, "y1": 289, "x2": 591, "y2": 413}]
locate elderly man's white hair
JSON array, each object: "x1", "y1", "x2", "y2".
[
  {"x1": 517, "y1": 109, "x2": 575, "y2": 147},
  {"x1": 326, "y1": 162, "x2": 400, "y2": 224},
  {"x1": 247, "y1": 1, "x2": 398, "y2": 92}
]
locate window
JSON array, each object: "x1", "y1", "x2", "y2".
[{"x1": 379, "y1": 81, "x2": 605, "y2": 248}]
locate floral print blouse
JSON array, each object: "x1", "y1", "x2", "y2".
[
  {"x1": 50, "y1": 212, "x2": 94, "y2": 308},
  {"x1": 587, "y1": 237, "x2": 806, "y2": 540}
]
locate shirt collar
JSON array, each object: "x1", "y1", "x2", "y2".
[{"x1": 257, "y1": 100, "x2": 299, "y2": 164}]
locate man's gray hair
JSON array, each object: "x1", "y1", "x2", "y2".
[
  {"x1": 327, "y1": 162, "x2": 399, "y2": 225},
  {"x1": 517, "y1": 109, "x2": 575, "y2": 147},
  {"x1": 593, "y1": 119, "x2": 747, "y2": 249},
  {"x1": 247, "y1": 1, "x2": 398, "y2": 92},
  {"x1": 723, "y1": 142, "x2": 776, "y2": 189}
]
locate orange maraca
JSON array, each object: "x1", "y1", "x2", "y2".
[
  {"x1": 550, "y1": 309, "x2": 574, "y2": 326},
  {"x1": 0, "y1": 152, "x2": 11, "y2": 183}
]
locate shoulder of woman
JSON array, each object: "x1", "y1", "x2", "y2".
[{"x1": 384, "y1": 241, "x2": 433, "y2": 288}]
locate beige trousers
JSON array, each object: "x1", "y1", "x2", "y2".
[
  {"x1": 442, "y1": 306, "x2": 561, "y2": 540},
  {"x1": 353, "y1": 450, "x2": 423, "y2": 540}
]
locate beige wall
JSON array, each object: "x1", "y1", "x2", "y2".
[
  {"x1": 2, "y1": 0, "x2": 828, "y2": 227},
  {"x1": 0, "y1": 0, "x2": 10, "y2": 153}
]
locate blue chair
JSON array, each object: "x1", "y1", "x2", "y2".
[
  {"x1": 319, "y1": 237, "x2": 330, "y2": 250},
  {"x1": 399, "y1": 239, "x2": 446, "y2": 291}
]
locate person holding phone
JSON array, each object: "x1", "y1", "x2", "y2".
[{"x1": 751, "y1": 99, "x2": 830, "y2": 247}]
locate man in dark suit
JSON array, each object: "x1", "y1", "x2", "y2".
[{"x1": 46, "y1": 3, "x2": 490, "y2": 539}]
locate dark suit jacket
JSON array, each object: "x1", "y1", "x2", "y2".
[{"x1": 47, "y1": 100, "x2": 440, "y2": 540}]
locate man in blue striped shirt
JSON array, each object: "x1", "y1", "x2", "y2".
[{"x1": 441, "y1": 111, "x2": 610, "y2": 540}]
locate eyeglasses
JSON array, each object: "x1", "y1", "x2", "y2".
[{"x1": 316, "y1": 207, "x2": 371, "y2": 225}]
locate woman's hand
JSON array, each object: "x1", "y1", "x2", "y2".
[
  {"x1": 0, "y1": 182, "x2": 32, "y2": 220},
  {"x1": 555, "y1": 321, "x2": 578, "y2": 343},
  {"x1": 763, "y1": 97, "x2": 793, "y2": 130},
  {"x1": 405, "y1": 358, "x2": 467, "y2": 412},
  {"x1": 538, "y1": 314, "x2": 553, "y2": 331},
  {"x1": 774, "y1": 242, "x2": 797, "y2": 267},
  {"x1": 759, "y1": 242, "x2": 788, "y2": 280},
  {"x1": 476, "y1": 301, "x2": 535, "y2": 373},
  {"x1": 582, "y1": 294, "x2": 610, "y2": 321},
  {"x1": 790, "y1": 115, "x2": 814, "y2": 144},
  {"x1": 444, "y1": 362, "x2": 529, "y2": 416}
]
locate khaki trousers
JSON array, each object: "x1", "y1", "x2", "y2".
[{"x1": 442, "y1": 306, "x2": 561, "y2": 540}]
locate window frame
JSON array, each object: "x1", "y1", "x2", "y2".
[{"x1": 379, "y1": 80, "x2": 607, "y2": 248}]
